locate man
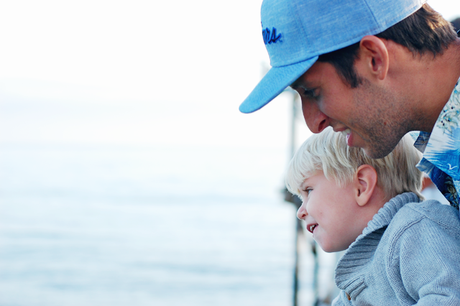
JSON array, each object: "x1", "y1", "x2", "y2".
[{"x1": 239, "y1": 0, "x2": 460, "y2": 209}]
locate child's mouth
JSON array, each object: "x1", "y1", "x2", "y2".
[{"x1": 308, "y1": 223, "x2": 318, "y2": 233}]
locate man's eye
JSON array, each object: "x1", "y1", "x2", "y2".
[{"x1": 303, "y1": 88, "x2": 319, "y2": 99}]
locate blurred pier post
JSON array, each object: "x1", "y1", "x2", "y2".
[{"x1": 283, "y1": 89, "x2": 322, "y2": 306}]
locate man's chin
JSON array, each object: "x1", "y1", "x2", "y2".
[{"x1": 363, "y1": 146, "x2": 394, "y2": 159}]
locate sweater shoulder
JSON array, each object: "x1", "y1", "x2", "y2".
[{"x1": 389, "y1": 199, "x2": 460, "y2": 236}]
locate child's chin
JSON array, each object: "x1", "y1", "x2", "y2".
[{"x1": 320, "y1": 243, "x2": 346, "y2": 253}]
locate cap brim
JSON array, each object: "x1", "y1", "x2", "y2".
[{"x1": 239, "y1": 56, "x2": 318, "y2": 113}]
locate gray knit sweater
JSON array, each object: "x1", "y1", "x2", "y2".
[{"x1": 332, "y1": 192, "x2": 460, "y2": 305}]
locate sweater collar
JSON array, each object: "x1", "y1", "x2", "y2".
[
  {"x1": 334, "y1": 192, "x2": 421, "y2": 300},
  {"x1": 363, "y1": 192, "x2": 420, "y2": 235}
]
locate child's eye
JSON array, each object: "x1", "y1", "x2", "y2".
[{"x1": 302, "y1": 188, "x2": 313, "y2": 196}]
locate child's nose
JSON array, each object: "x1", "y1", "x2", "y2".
[{"x1": 297, "y1": 204, "x2": 308, "y2": 220}]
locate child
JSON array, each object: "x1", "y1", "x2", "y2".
[{"x1": 285, "y1": 127, "x2": 460, "y2": 305}]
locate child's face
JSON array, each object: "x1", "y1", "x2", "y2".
[{"x1": 297, "y1": 171, "x2": 366, "y2": 252}]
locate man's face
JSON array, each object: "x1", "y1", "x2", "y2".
[{"x1": 291, "y1": 61, "x2": 410, "y2": 159}]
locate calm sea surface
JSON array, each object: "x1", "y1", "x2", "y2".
[{"x1": 0, "y1": 144, "x2": 335, "y2": 306}]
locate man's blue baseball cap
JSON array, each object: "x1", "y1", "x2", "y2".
[{"x1": 239, "y1": 0, "x2": 426, "y2": 113}]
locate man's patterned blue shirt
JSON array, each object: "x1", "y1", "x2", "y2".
[{"x1": 412, "y1": 78, "x2": 460, "y2": 210}]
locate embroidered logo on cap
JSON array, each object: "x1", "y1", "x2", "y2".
[{"x1": 262, "y1": 27, "x2": 282, "y2": 45}]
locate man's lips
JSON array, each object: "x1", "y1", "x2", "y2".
[
  {"x1": 334, "y1": 128, "x2": 352, "y2": 146},
  {"x1": 307, "y1": 223, "x2": 318, "y2": 233}
]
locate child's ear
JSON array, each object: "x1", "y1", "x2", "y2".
[{"x1": 353, "y1": 165, "x2": 378, "y2": 207}]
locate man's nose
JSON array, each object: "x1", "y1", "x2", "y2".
[
  {"x1": 297, "y1": 204, "x2": 308, "y2": 220},
  {"x1": 302, "y1": 103, "x2": 330, "y2": 133}
]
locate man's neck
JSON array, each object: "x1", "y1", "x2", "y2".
[{"x1": 411, "y1": 39, "x2": 460, "y2": 132}]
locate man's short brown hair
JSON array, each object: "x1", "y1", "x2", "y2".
[{"x1": 317, "y1": 4, "x2": 458, "y2": 88}]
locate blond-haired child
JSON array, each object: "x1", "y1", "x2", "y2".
[{"x1": 286, "y1": 127, "x2": 460, "y2": 305}]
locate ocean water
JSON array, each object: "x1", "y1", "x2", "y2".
[{"x1": 0, "y1": 143, "x2": 334, "y2": 306}]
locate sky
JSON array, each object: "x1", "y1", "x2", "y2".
[{"x1": 0, "y1": 0, "x2": 459, "y2": 149}]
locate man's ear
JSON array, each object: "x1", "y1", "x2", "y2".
[
  {"x1": 353, "y1": 164, "x2": 378, "y2": 207},
  {"x1": 357, "y1": 35, "x2": 389, "y2": 81}
]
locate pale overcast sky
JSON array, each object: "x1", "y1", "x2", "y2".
[{"x1": 0, "y1": 0, "x2": 459, "y2": 148}]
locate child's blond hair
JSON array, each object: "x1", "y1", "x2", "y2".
[{"x1": 285, "y1": 127, "x2": 423, "y2": 200}]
